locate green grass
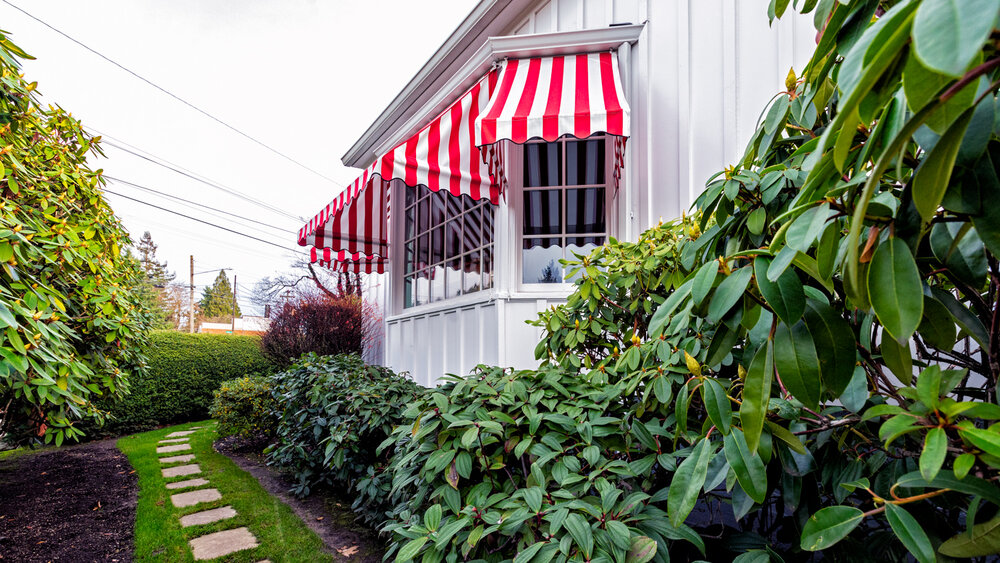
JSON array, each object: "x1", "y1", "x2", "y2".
[
  {"x1": 0, "y1": 443, "x2": 53, "y2": 462},
  {"x1": 118, "y1": 420, "x2": 332, "y2": 562}
]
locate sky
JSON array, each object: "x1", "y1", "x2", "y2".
[{"x1": 1, "y1": 0, "x2": 475, "y2": 314}]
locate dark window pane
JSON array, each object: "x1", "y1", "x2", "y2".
[
  {"x1": 523, "y1": 190, "x2": 562, "y2": 236},
  {"x1": 522, "y1": 238, "x2": 563, "y2": 284},
  {"x1": 446, "y1": 195, "x2": 463, "y2": 219},
  {"x1": 445, "y1": 220, "x2": 461, "y2": 259},
  {"x1": 446, "y1": 257, "x2": 463, "y2": 299},
  {"x1": 464, "y1": 208, "x2": 483, "y2": 253},
  {"x1": 464, "y1": 251, "x2": 482, "y2": 293},
  {"x1": 404, "y1": 275, "x2": 414, "y2": 308},
  {"x1": 417, "y1": 196, "x2": 429, "y2": 235},
  {"x1": 482, "y1": 246, "x2": 492, "y2": 290},
  {"x1": 431, "y1": 226, "x2": 444, "y2": 265},
  {"x1": 417, "y1": 233, "x2": 429, "y2": 270},
  {"x1": 405, "y1": 186, "x2": 416, "y2": 208},
  {"x1": 404, "y1": 206, "x2": 415, "y2": 240},
  {"x1": 524, "y1": 142, "x2": 561, "y2": 187},
  {"x1": 483, "y1": 205, "x2": 495, "y2": 241},
  {"x1": 566, "y1": 188, "x2": 606, "y2": 234},
  {"x1": 405, "y1": 241, "x2": 415, "y2": 275},
  {"x1": 430, "y1": 193, "x2": 446, "y2": 226},
  {"x1": 463, "y1": 193, "x2": 475, "y2": 212},
  {"x1": 566, "y1": 138, "x2": 605, "y2": 186}
]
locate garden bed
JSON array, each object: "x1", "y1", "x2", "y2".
[{"x1": 0, "y1": 439, "x2": 137, "y2": 562}]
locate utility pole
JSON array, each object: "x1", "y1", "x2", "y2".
[
  {"x1": 231, "y1": 274, "x2": 237, "y2": 334},
  {"x1": 189, "y1": 255, "x2": 194, "y2": 334}
]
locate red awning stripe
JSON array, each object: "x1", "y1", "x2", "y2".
[
  {"x1": 310, "y1": 248, "x2": 387, "y2": 274},
  {"x1": 476, "y1": 51, "x2": 630, "y2": 145}
]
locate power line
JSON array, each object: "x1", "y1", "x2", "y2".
[
  {"x1": 3, "y1": 0, "x2": 346, "y2": 189},
  {"x1": 104, "y1": 175, "x2": 297, "y2": 236},
  {"x1": 102, "y1": 187, "x2": 307, "y2": 255},
  {"x1": 97, "y1": 134, "x2": 305, "y2": 223}
]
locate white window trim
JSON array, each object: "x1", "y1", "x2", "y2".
[{"x1": 509, "y1": 136, "x2": 618, "y2": 294}]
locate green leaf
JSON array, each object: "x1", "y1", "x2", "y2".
[
  {"x1": 803, "y1": 300, "x2": 856, "y2": 399},
  {"x1": 461, "y1": 426, "x2": 480, "y2": 448},
  {"x1": 754, "y1": 257, "x2": 805, "y2": 325},
  {"x1": 626, "y1": 535, "x2": 658, "y2": 563},
  {"x1": 701, "y1": 377, "x2": 732, "y2": 435},
  {"x1": 668, "y1": 438, "x2": 714, "y2": 527},
  {"x1": 939, "y1": 514, "x2": 1000, "y2": 557},
  {"x1": 841, "y1": 366, "x2": 869, "y2": 413},
  {"x1": 564, "y1": 513, "x2": 594, "y2": 558},
  {"x1": 747, "y1": 207, "x2": 767, "y2": 235},
  {"x1": 912, "y1": 0, "x2": 1000, "y2": 77},
  {"x1": 707, "y1": 266, "x2": 753, "y2": 323},
  {"x1": 424, "y1": 504, "x2": 443, "y2": 532},
  {"x1": 885, "y1": 503, "x2": 936, "y2": 563},
  {"x1": 740, "y1": 343, "x2": 773, "y2": 454},
  {"x1": 523, "y1": 487, "x2": 543, "y2": 513},
  {"x1": 395, "y1": 536, "x2": 428, "y2": 562},
  {"x1": 896, "y1": 471, "x2": 1000, "y2": 508},
  {"x1": 786, "y1": 204, "x2": 834, "y2": 252},
  {"x1": 919, "y1": 427, "x2": 947, "y2": 483},
  {"x1": 903, "y1": 51, "x2": 977, "y2": 133},
  {"x1": 692, "y1": 261, "x2": 719, "y2": 307},
  {"x1": 773, "y1": 321, "x2": 822, "y2": 410},
  {"x1": 913, "y1": 109, "x2": 973, "y2": 222},
  {"x1": 918, "y1": 295, "x2": 958, "y2": 351},
  {"x1": 766, "y1": 420, "x2": 807, "y2": 455},
  {"x1": 723, "y1": 428, "x2": 767, "y2": 504},
  {"x1": 513, "y1": 542, "x2": 547, "y2": 563},
  {"x1": 800, "y1": 506, "x2": 864, "y2": 551},
  {"x1": 954, "y1": 453, "x2": 976, "y2": 480},
  {"x1": 868, "y1": 238, "x2": 924, "y2": 343},
  {"x1": 880, "y1": 333, "x2": 913, "y2": 385},
  {"x1": 930, "y1": 222, "x2": 987, "y2": 288},
  {"x1": 960, "y1": 427, "x2": 1000, "y2": 459}
]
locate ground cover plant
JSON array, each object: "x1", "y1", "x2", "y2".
[
  {"x1": 96, "y1": 331, "x2": 275, "y2": 435},
  {"x1": 0, "y1": 31, "x2": 151, "y2": 446},
  {"x1": 118, "y1": 420, "x2": 331, "y2": 562}
]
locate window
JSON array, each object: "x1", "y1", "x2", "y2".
[
  {"x1": 521, "y1": 136, "x2": 609, "y2": 284},
  {"x1": 402, "y1": 187, "x2": 493, "y2": 308}
]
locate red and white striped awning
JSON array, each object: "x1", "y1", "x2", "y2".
[
  {"x1": 476, "y1": 52, "x2": 630, "y2": 145},
  {"x1": 298, "y1": 50, "x2": 631, "y2": 269},
  {"x1": 311, "y1": 249, "x2": 387, "y2": 274}
]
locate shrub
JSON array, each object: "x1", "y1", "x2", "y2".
[
  {"x1": 260, "y1": 294, "x2": 364, "y2": 367},
  {"x1": 372, "y1": 364, "x2": 699, "y2": 563},
  {"x1": 210, "y1": 375, "x2": 277, "y2": 440},
  {"x1": 266, "y1": 353, "x2": 421, "y2": 518},
  {"x1": 0, "y1": 33, "x2": 151, "y2": 446},
  {"x1": 95, "y1": 331, "x2": 275, "y2": 434}
]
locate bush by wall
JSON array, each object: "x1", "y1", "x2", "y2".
[
  {"x1": 96, "y1": 331, "x2": 275, "y2": 434},
  {"x1": 266, "y1": 353, "x2": 421, "y2": 520},
  {"x1": 210, "y1": 375, "x2": 278, "y2": 440},
  {"x1": 260, "y1": 295, "x2": 364, "y2": 367}
]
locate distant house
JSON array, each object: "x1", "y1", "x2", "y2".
[
  {"x1": 199, "y1": 316, "x2": 271, "y2": 336},
  {"x1": 298, "y1": 0, "x2": 815, "y2": 386}
]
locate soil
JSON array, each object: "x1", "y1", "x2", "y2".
[
  {"x1": 0, "y1": 438, "x2": 137, "y2": 562},
  {"x1": 214, "y1": 436, "x2": 385, "y2": 562}
]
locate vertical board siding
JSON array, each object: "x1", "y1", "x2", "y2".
[{"x1": 510, "y1": 0, "x2": 640, "y2": 34}]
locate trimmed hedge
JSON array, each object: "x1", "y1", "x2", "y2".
[
  {"x1": 96, "y1": 331, "x2": 275, "y2": 435},
  {"x1": 210, "y1": 376, "x2": 278, "y2": 440}
]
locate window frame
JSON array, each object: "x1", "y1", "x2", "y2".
[{"x1": 511, "y1": 135, "x2": 616, "y2": 292}]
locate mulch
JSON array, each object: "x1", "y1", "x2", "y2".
[{"x1": 0, "y1": 439, "x2": 137, "y2": 562}]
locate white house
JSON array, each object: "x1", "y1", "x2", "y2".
[{"x1": 298, "y1": 0, "x2": 816, "y2": 386}]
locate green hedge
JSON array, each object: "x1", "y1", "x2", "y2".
[{"x1": 95, "y1": 331, "x2": 275, "y2": 435}]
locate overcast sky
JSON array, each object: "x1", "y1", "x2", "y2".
[{"x1": 2, "y1": 0, "x2": 474, "y2": 313}]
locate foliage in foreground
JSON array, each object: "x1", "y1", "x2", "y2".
[
  {"x1": 0, "y1": 32, "x2": 151, "y2": 446},
  {"x1": 265, "y1": 353, "x2": 420, "y2": 522},
  {"x1": 94, "y1": 331, "x2": 274, "y2": 435},
  {"x1": 210, "y1": 375, "x2": 278, "y2": 440}
]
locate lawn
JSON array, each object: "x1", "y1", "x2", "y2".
[{"x1": 117, "y1": 420, "x2": 332, "y2": 562}]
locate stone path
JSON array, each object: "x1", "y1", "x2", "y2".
[{"x1": 157, "y1": 428, "x2": 262, "y2": 560}]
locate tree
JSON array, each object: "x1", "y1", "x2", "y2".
[
  {"x1": 529, "y1": 1, "x2": 1000, "y2": 559},
  {"x1": 133, "y1": 231, "x2": 177, "y2": 329},
  {"x1": 0, "y1": 32, "x2": 151, "y2": 446},
  {"x1": 199, "y1": 270, "x2": 240, "y2": 320}
]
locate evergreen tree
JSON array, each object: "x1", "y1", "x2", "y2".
[
  {"x1": 199, "y1": 270, "x2": 241, "y2": 320},
  {"x1": 134, "y1": 231, "x2": 177, "y2": 329}
]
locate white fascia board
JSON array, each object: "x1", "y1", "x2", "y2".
[{"x1": 347, "y1": 23, "x2": 645, "y2": 167}]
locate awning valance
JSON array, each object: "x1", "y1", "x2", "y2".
[
  {"x1": 311, "y1": 248, "x2": 387, "y2": 274},
  {"x1": 299, "y1": 50, "x2": 631, "y2": 269}
]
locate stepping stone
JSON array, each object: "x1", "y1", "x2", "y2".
[
  {"x1": 159, "y1": 437, "x2": 190, "y2": 444},
  {"x1": 180, "y1": 505, "x2": 237, "y2": 527},
  {"x1": 190, "y1": 426, "x2": 204, "y2": 429},
  {"x1": 162, "y1": 464, "x2": 201, "y2": 478},
  {"x1": 171, "y1": 488, "x2": 222, "y2": 508},
  {"x1": 189, "y1": 527, "x2": 258, "y2": 560},
  {"x1": 166, "y1": 430, "x2": 196, "y2": 438},
  {"x1": 160, "y1": 454, "x2": 195, "y2": 464},
  {"x1": 166, "y1": 477, "x2": 209, "y2": 490},
  {"x1": 157, "y1": 444, "x2": 192, "y2": 454}
]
